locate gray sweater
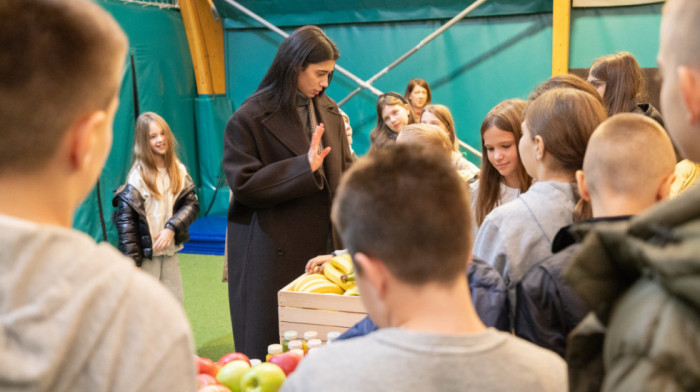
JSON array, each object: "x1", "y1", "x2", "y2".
[
  {"x1": 0, "y1": 214, "x2": 197, "y2": 392},
  {"x1": 281, "y1": 327, "x2": 566, "y2": 392},
  {"x1": 472, "y1": 181, "x2": 575, "y2": 286}
]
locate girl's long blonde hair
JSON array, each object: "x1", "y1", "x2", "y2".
[{"x1": 132, "y1": 112, "x2": 182, "y2": 198}]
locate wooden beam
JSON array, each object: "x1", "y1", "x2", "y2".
[
  {"x1": 180, "y1": 0, "x2": 226, "y2": 95},
  {"x1": 552, "y1": 0, "x2": 571, "y2": 76}
]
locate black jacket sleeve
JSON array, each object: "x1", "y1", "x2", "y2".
[
  {"x1": 166, "y1": 177, "x2": 200, "y2": 244},
  {"x1": 112, "y1": 187, "x2": 143, "y2": 266}
]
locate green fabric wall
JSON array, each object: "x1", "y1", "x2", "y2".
[
  {"x1": 221, "y1": 2, "x2": 662, "y2": 158},
  {"x1": 75, "y1": 0, "x2": 201, "y2": 245}
]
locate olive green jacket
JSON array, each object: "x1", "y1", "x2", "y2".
[{"x1": 565, "y1": 185, "x2": 700, "y2": 392}]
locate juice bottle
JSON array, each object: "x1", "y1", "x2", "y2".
[
  {"x1": 302, "y1": 330, "x2": 318, "y2": 353},
  {"x1": 287, "y1": 339, "x2": 303, "y2": 353},
  {"x1": 282, "y1": 330, "x2": 298, "y2": 352},
  {"x1": 326, "y1": 331, "x2": 341, "y2": 343},
  {"x1": 307, "y1": 338, "x2": 323, "y2": 353},
  {"x1": 266, "y1": 343, "x2": 282, "y2": 362}
]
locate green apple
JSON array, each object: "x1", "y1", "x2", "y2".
[
  {"x1": 240, "y1": 363, "x2": 286, "y2": 392},
  {"x1": 216, "y1": 360, "x2": 251, "y2": 392}
]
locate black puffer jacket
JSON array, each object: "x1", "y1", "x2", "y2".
[{"x1": 112, "y1": 176, "x2": 199, "y2": 266}]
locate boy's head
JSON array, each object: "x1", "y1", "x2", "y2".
[
  {"x1": 658, "y1": 0, "x2": 700, "y2": 162},
  {"x1": 0, "y1": 0, "x2": 127, "y2": 177},
  {"x1": 396, "y1": 123, "x2": 453, "y2": 158},
  {"x1": 577, "y1": 113, "x2": 677, "y2": 216},
  {"x1": 332, "y1": 144, "x2": 472, "y2": 320}
]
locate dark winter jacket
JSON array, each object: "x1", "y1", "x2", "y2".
[
  {"x1": 112, "y1": 175, "x2": 199, "y2": 267},
  {"x1": 514, "y1": 216, "x2": 630, "y2": 358},
  {"x1": 566, "y1": 185, "x2": 700, "y2": 392},
  {"x1": 337, "y1": 257, "x2": 509, "y2": 341},
  {"x1": 634, "y1": 102, "x2": 664, "y2": 128}
]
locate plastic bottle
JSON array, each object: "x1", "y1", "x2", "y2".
[
  {"x1": 307, "y1": 338, "x2": 323, "y2": 353},
  {"x1": 266, "y1": 343, "x2": 282, "y2": 362},
  {"x1": 282, "y1": 330, "x2": 298, "y2": 352},
  {"x1": 287, "y1": 339, "x2": 303, "y2": 353},
  {"x1": 302, "y1": 331, "x2": 318, "y2": 353},
  {"x1": 326, "y1": 331, "x2": 341, "y2": 343}
]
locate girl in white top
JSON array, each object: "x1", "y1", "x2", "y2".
[
  {"x1": 473, "y1": 89, "x2": 607, "y2": 286},
  {"x1": 115, "y1": 112, "x2": 199, "y2": 304},
  {"x1": 421, "y1": 104, "x2": 480, "y2": 181},
  {"x1": 470, "y1": 99, "x2": 532, "y2": 229}
]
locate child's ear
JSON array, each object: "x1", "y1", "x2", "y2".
[
  {"x1": 575, "y1": 170, "x2": 591, "y2": 202},
  {"x1": 534, "y1": 135, "x2": 545, "y2": 161},
  {"x1": 353, "y1": 252, "x2": 389, "y2": 300},
  {"x1": 679, "y1": 66, "x2": 700, "y2": 125},
  {"x1": 657, "y1": 172, "x2": 677, "y2": 201},
  {"x1": 68, "y1": 110, "x2": 107, "y2": 171}
]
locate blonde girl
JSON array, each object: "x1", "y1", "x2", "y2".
[
  {"x1": 369, "y1": 92, "x2": 417, "y2": 152},
  {"x1": 113, "y1": 112, "x2": 199, "y2": 304},
  {"x1": 420, "y1": 104, "x2": 480, "y2": 179}
]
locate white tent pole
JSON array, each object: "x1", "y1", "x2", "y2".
[
  {"x1": 222, "y1": 0, "x2": 382, "y2": 95},
  {"x1": 222, "y1": 0, "x2": 483, "y2": 160},
  {"x1": 337, "y1": 0, "x2": 488, "y2": 106}
]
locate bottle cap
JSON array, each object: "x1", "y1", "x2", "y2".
[
  {"x1": 267, "y1": 343, "x2": 283, "y2": 355},
  {"x1": 307, "y1": 338, "x2": 322, "y2": 349},
  {"x1": 250, "y1": 359, "x2": 262, "y2": 366},
  {"x1": 303, "y1": 330, "x2": 318, "y2": 340},
  {"x1": 288, "y1": 339, "x2": 303, "y2": 351},
  {"x1": 326, "y1": 331, "x2": 341, "y2": 342},
  {"x1": 283, "y1": 330, "x2": 298, "y2": 341}
]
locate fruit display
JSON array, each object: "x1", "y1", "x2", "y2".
[
  {"x1": 195, "y1": 353, "x2": 287, "y2": 392},
  {"x1": 289, "y1": 253, "x2": 358, "y2": 295}
]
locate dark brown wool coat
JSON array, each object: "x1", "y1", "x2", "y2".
[{"x1": 222, "y1": 93, "x2": 353, "y2": 359}]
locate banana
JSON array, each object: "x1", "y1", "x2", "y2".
[
  {"x1": 323, "y1": 263, "x2": 353, "y2": 291},
  {"x1": 343, "y1": 286, "x2": 359, "y2": 296},
  {"x1": 301, "y1": 279, "x2": 344, "y2": 294},
  {"x1": 329, "y1": 253, "x2": 353, "y2": 275},
  {"x1": 293, "y1": 273, "x2": 326, "y2": 292}
]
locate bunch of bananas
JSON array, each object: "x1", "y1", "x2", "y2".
[{"x1": 290, "y1": 254, "x2": 359, "y2": 296}]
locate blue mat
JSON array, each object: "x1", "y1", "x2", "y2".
[{"x1": 181, "y1": 216, "x2": 227, "y2": 256}]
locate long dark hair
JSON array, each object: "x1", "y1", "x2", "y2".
[
  {"x1": 250, "y1": 25, "x2": 339, "y2": 124},
  {"x1": 589, "y1": 52, "x2": 646, "y2": 116},
  {"x1": 475, "y1": 99, "x2": 531, "y2": 226},
  {"x1": 369, "y1": 92, "x2": 416, "y2": 153}
]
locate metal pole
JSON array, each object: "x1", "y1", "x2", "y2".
[
  {"x1": 222, "y1": 0, "x2": 382, "y2": 96},
  {"x1": 458, "y1": 140, "x2": 483, "y2": 159},
  {"x1": 337, "y1": 0, "x2": 488, "y2": 106}
]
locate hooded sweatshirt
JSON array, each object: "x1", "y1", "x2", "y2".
[{"x1": 0, "y1": 214, "x2": 196, "y2": 392}]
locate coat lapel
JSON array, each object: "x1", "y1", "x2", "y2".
[{"x1": 261, "y1": 110, "x2": 310, "y2": 157}]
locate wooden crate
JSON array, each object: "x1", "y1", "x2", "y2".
[{"x1": 278, "y1": 276, "x2": 366, "y2": 343}]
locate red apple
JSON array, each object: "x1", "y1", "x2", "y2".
[
  {"x1": 197, "y1": 374, "x2": 220, "y2": 388},
  {"x1": 199, "y1": 385, "x2": 232, "y2": 392},
  {"x1": 240, "y1": 363, "x2": 286, "y2": 392},
  {"x1": 217, "y1": 352, "x2": 251, "y2": 367},
  {"x1": 196, "y1": 356, "x2": 220, "y2": 377},
  {"x1": 267, "y1": 351, "x2": 302, "y2": 376}
]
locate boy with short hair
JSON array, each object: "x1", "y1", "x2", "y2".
[
  {"x1": 515, "y1": 113, "x2": 677, "y2": 358},
  {"x1": 0, "y1": 1, "x2": 196, "y2": 390},
  {"x1": 564, "y1": 1, "x2": 700, "y2": 388},
  {"x1": 282, "y1": 144, "x2": 565, "y2": 392}
]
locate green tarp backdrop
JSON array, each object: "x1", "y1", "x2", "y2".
[{"x1": 76, "y1": 0, "x2": 663, "y2": 244}]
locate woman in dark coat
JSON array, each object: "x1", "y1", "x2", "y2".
[{"x1": 222, "y1": 25, "x2": 354, "y2": 359}]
